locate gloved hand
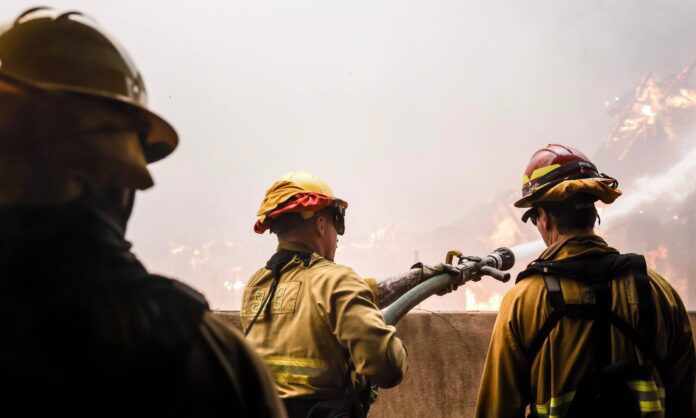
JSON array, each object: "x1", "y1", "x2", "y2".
[{"x1": 411, "y1": 262, "x2": 463, "y2": 295}]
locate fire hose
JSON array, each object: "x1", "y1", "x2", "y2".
[{"x1": 383, "y1": 247, "x2": 515, "y2": 325}]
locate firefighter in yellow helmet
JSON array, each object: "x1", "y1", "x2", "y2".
[
  {"x1": 0, "y1": 8, "x2": 284, "y2": 417},
  {"x1": 474, "y1": 144, "x2": 696, "y2": 418},
  {"x1": 243, "y1": 170, "x2": 464, "y2": 418}
]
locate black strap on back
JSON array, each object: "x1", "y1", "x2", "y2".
[
  {"x1": 520, "y1": 253, "x2": 663, "y2": 373},
  {"x1": 243, "y1": 250, "x2": 312, "y2": 337}
]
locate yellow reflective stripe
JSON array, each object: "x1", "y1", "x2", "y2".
[
  {"x1": 628, "y1": 379, "x2": 665, "y2": 413},
  {"x1": 533, "y1": 391, "x2": 576, "y2": 416},
  {"x1": 529, "y1": 164, "x2": 561, "y2": 182},
  {"x1": 627, "y1": 380, "x2": 658, "y2": 392},
  {"x1": 549, "y1": 391, "x2": 576, "y2": 407},
  {"x1": 639, "y1": 400, "x2": 663, "y2": 413},
  {"x1": 265, "y1": 356, "x2": 329, "y2": 386},
  {"x1": 273, "y1": 372, "x2": 310, "y2": 385},
  {"x1": 265, "y1": 356, "x2": 327, "y2": 369}
]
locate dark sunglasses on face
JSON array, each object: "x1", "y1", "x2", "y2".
[
  {"x1": 333, "y1": 205, "x2": 346, "y2": 236},
  {"x1": 522, "y1": 207, "x2": 539, "y2": 226}
]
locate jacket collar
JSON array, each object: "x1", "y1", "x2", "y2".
[
  {"x1": 276, "y1": 239, "x2": 327, "y2": 267},
  {"x1": 537, "y1": 233, "x2": 619, "y2": 261}
]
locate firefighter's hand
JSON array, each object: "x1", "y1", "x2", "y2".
[{"x1": 411, "y1": 262, "x2": 463, "y2": 295}]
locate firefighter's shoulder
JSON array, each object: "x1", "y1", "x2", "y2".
[
  {"x1": 148, "y1": 274, "x2": 208, "y2": 307},
  {"x1": 306, "y1": 257, "x2": 372, "y2": 296},
  {"x1": 503, "y1": 273, "x2": 547, "y2": 309},
  {"x1": 496, "y1": 273, "x2": 550, "y2": 343},
  {"x1": 646, "y1": 267, "x2": 689, "y2": 314}
]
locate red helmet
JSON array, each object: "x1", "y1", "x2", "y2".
[{"x1": 515, "y1": 144, "x2": 619, "y2": 209}]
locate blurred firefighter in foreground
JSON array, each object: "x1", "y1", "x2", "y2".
[
  {"x1": 243, "y1": 170, "x2": 464, "y2": 418},
  {"x1": 0, "y1": 8, "x2": 285, "y2": 417},
  {"x1": 475, "y1": 144, "x2": 696, "y2": 417}
]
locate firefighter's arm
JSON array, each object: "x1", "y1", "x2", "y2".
[
  {"x1": 474, "y1": 290, "x2": 530, "y2": 418},
  {"x1": 314, "y1": 266, "x2": 408, "y2": 388},
  {"x1": 652, "y1": 273, "x2": 696, "y2": 417},
  {"x1": 366, "y1": 263, "x2": 462, "y2": 309},
  {"x1": 664, "y1": 304, "x2": 696, "y2": 417},
  {"x1": 197, "y1": 312, "x2": 288, "y2": 418}
]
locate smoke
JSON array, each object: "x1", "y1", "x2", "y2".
[{"x1": 603, "y1": 141, "x2": 696, "y2": 225}]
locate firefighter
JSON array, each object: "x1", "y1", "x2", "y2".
[
  {"x1": 0, "y1": 8, "x2": 285, "y2": 417},
  {"x1": 474, "y1": 144, "x2": 696, "y2": 417},
  {"x1": 243, "y1": 170, "x2": 464, "y2": 418}
]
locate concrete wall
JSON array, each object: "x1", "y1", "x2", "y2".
[{"x1": 215, "y1": 311, "x2": 696, "y2": 418}]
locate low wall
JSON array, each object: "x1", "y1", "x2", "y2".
[{"x1": 215, "y1": 311, "x2": 696, "y2": 418}]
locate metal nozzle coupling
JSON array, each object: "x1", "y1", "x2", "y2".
[{"x1": 488, "y1": 247, "x2": 515, "y2": 271}]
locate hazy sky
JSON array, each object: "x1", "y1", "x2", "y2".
[{"x1": 2, "y1": 1, "x2": 695, "y2": 309}]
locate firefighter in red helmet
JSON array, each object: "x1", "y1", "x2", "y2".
[
  {"x1": 0, "y1": 7, "x2": 285, "y2": 417},
  {"x1": 475, "y1": 144, "x2": 695, "y2": 418}
]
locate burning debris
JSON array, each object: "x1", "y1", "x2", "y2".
[{"x1": 603, "y1": 63, "x2": 696, "y2": 170}]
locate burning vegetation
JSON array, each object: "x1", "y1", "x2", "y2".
[{"x1": 605, "y1": 63, "x2": 696, "y2": 161}]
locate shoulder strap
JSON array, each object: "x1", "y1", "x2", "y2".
[
  {"x1": 629, "y1": 254, "x2": 656, "y2": 347},
  {"x1": 526, "y1": 275, "x2": 565, "y2": 362},
  {"x1": 524, "y1": 253, "x2": 661, "y2": 371},
  {"x1": 243, "y1": 250, "x2": 312, "y2": 337},
  {"x1": 606, "y1": 254, "x2": 664, "y2": 372},
  {"x1": 516, "y1": 252, "x2": 630, "y2": 284}
]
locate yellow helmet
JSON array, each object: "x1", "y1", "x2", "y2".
[
  {"x1": 0, "y1": 7, "x2": 178, "y2": 205},
  {"x1": 255, "y1": 171, "x2": 348, "y2": 234}
]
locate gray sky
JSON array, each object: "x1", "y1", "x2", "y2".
[{"x1": 2, "y1": 1, "x2": 695, "y2": 309}]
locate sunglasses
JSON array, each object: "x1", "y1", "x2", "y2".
[
  {"x1": 333, "y1": 205, "x2": 346, "y2": 236},
  {"x1": 521, "y1": 207, "x2": 539, "y2": 226}
]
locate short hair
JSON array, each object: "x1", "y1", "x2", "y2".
[
  {"x1": 537, "y1": 193, "x2": 598, "y2": 232},
  {"x1": 269, "y1": 212, "x2": 307, "y2": 235},
  {"x1": 270, "y1": 207, "x2": 335, "y2": 235}
]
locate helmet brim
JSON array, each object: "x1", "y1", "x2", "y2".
[
  {"x1": 514, "y1": 178, "x2": 622, "y2": 208},
  {"x1": 0, "y1": 70, "x2": 177, "y2": 163}
]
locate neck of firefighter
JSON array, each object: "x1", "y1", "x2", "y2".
[
  {"x1": 536, "y1": 206, "x2": 594, "y2": 247},
  {"x1": 278, "y1": 210, "x2": 338, "y2": 261}
]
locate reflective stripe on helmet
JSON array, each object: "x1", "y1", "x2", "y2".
[
  {"x1": 522, "y1": 160, "x2": 603, "y2": 197},
  {"x1": 522, "y1": 164, "x2": 561, "y2": 185}
]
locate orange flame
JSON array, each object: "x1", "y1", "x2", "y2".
[{"x1": 606, "y1": 63, "x2": 696, "y2": 160}]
